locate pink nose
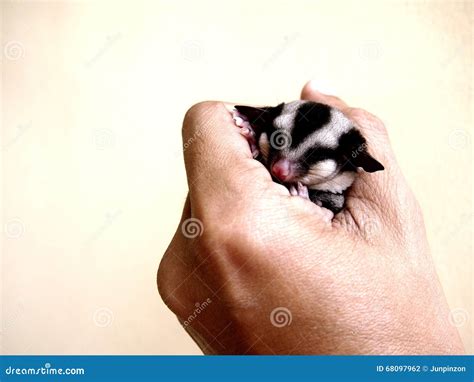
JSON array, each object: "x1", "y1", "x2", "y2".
[{"x1": 271, "y1": 158, "x2": 293, "y2": 181}]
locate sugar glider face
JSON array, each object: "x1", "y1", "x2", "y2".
[{"x1": 234, "y1": 101, "x2": 384, "y2": 188}]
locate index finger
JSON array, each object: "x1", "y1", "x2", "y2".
[{"x1": 181, "y1": 101, "x2": 279, "y2": 213}]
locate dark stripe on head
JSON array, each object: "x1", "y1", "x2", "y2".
[
  {"x1": 290, "y1": 102, "x2": 331, "y2": 149},
  {"x1": 301, "y1": 146, "x2": 338, "y2": 168}
]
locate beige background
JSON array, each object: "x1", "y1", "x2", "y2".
[{"x1": 1, "y1": 0, "x2": 472, "y2": 354}]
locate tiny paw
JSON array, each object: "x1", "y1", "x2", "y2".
[
  {"x1": 289, "y1": 182, "x2": 310, "y2": 199},
  {"x1": 232, "y1": 109, "x2": 259, "y2": 158},
  {"x1": 289, "y1": 184, "x2": 298, "y2": 196},
  {"x1": 297, "y1": 182, "x2": 309, "y2": 199}
]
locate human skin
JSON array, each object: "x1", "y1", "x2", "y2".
[{"x1": 157, "y1": 81, "x2": 465, "y2": 354}]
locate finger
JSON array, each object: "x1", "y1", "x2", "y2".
[
  {"x1": 300, "y1": 80, "x2": 349, "y2": 110},
  {"x1": 181, "y1": 101, "x2": 280, "y2": 214},
  {"x1": 300, "y1": 81, "x2": 417, "y2": 228}
]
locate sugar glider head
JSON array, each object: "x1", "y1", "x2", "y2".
[{"x1": 235, "y1": 101, "x2": 384, "y2": 187}]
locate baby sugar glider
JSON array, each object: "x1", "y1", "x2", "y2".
[{"x1": 232, "y1": 101, "x2": 384, "y2": 214}]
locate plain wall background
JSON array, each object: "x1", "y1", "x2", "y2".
[{"x1": 1, "y1": 0, "x2": 472, "y2": 354}]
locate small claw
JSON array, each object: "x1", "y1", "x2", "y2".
[
  {"x1": 240, "y1": 127, "x2": 253, "y2": 138},
  {"x1": 297, "y1": 182, "x2": 309, "y2": 200},
  {"x1": 289, "y1": 185, "x2": 298, "y2": 196},
  {"x1": 234, "y1": 116, "x2": 244, "y2": 127},
  {"x1": 233, "y1": 110, "x2": 259, "y2": 158}
]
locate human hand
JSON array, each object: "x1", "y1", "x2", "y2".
[{"x1": 157, "y1": 81, "x2": 464, "y2": 354}]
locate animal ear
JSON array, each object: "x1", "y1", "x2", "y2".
[
  {"x1": 352, "y1": 151, "x2": 384, "y2": 173},
  {"x1": 339, "y1": 129, "x2": 384, "y2": 173},
  {"x1": 234, "y1": 103, "x2": 284, "y2": 127}
]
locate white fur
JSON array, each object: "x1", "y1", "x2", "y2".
[
  {"x1": 308, "y1": 171, "x2": 356, "y2": 193},
  {"x1": 300, "y1": 159, "x2": 337, "y2": 184},
  {"x1": 273, "y1": 102, "x2": 353, "y2": 163},
  {"x1": 273, "y1": 101, "x2": 307, "y2": 131},
  {"x1": 259, "y1": 132, "x2": 270, "y2": 161}
]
